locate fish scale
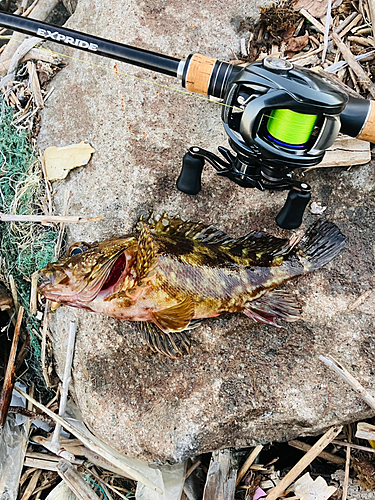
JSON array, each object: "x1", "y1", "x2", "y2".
[{"x1": 39, "y1": 216, "x2": 345, "y2": 359}]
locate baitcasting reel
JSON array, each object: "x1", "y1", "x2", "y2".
[
  {"x1": 1, "y1": 13, "x2": 374, "y2": 229},
  {"x1": 176, "y1": 56, "x2": 369, "y2": 228}
]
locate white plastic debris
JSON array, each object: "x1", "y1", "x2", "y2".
[
  {"x1": 135, "y1": 463, "x2": 186, "y2": 500},
  {"x1": 45, "y1": 480, "x2": 77, "y2": 500},
  {"x1": 0, "y1": 414, "x2": 28, "y2": 500},
  {"x1": 310, "y1": 201, "x2": 327, "y2": 215},
  {"x1": 10, "y1": 382, "x2": 27, "y2": 425}
]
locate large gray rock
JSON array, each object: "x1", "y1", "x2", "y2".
[{"x1": 38, "y1": 0, "x2": 375, "y2": 463}]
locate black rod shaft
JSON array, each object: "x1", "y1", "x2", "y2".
[{"x1": 0, "y1": 11, "x2": 181, "y2": 77}]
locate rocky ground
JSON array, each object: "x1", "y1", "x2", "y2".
[{"x1": 36, "y1": 0, "x2": 375, "y2": 463}]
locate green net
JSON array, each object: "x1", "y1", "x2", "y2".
[{"x1": 0, "y1": 99, "x2": 59, "y2": 392}]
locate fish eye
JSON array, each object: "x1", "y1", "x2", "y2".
[
  {"x1": 69, "y1": 242, "x2": 90, "y2": 256},
  {"x1": 71, "y1": 247, "x2": 83, "y2": 256}
]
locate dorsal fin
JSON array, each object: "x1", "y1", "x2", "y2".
[
  {"x1": 136, "y1": 214, "x2": 292, "y2": 261},
  {"x1": 137, "y1": 214, "x2": 234, "y2": 245},
  {"x1": 135, "y1": 224, "x2": 157, "y2": 282}
]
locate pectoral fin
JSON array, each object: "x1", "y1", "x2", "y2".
[
  {"x1": 150, "y1": 297, "x2": 195, "y2": 332},
  {"x1": 244, "y1": 289, "x2": 301, "y2": 327},
  {"x1": 138, "y1": 322, "x2": 191, "y2": 359}
]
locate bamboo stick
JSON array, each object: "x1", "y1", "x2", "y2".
[
  {"x1": 236, "y1": 445, "x2": 263, "y2": 486},
  {"x1": 0, "y1": 213, "x2": 104, "y2": 223},
  {"x1": 265, "y1": 426, "x2": 343, "y2": 500}
]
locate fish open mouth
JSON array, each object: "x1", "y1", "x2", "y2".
[{"x1": 100, "y1": 251, "x2": 128, "y2": 292}]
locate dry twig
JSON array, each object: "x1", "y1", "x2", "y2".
[
  {"x1": 236, "y1": 445, "x2": 263, "y2": 487},
  {"x1": 288, "y1": 440, "x2": 345, "y2": 465},
  {"x1": 20, "y1": 469, "x2": 42, "y2": 500},
  {"x1": 50, "y1": 320, "x2": 76, "y2": 453},
  {"x1": 355, "y1": 422, "x2": 375, "y2": 441},
  {"x1": 342, "y1": 446, "x2": 351, "y2": 500},
  {"x1": 332, "y1": 440, "x2": 375, "y2": 454},
  {"x1": 331, "y1": 31, "x2": 375, "y2": 98},
  {"x1": 0, "y1": 213, "x2": 104, "y2": 223},
  {"x1": 0, "y1": 306, "x2": 24, "y2": 426},
  {"x1": 319, "y1": 355, "x2": 375, "y2": 410},
  {"x1": 348, "y1": 290, "x2": 372, "y2": 310},
  {"x1": 41, "y1": 299, "x2": 52, "y2": 388},
  {"x1": 299, "y1": 9, "x2": 325, "y2": 34},
  {"x1": 29, "y1": 272, "x2": 38, "y2": 315},
  {"x1": 0, "y1": 0, "x2": 60, "y2": 69},
  {"x1": 265, "y1": 426, "x2": 343, "y2": 500},
  {"x1": 57, "y1": 460, "x2": 98, "y2": 500},
  {"x1": 15, "y1": 388, "x2": 163, "y2": 493}
]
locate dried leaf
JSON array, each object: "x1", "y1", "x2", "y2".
[
  {"x1": 44, "y1": 142, "x2": 95, "y2": 181},
  {"x1": 352, "y1": 456, "x2": 375, "y2": 490},
  {"x1": 286, "y1": 33, "x2": 309, "y2": 53},
  {"x1": 290, "y1": 472, "x2": 337, "y2": 500},
  {"x1": 292, "y1": 0, "x2": 343, "y2": 19}
]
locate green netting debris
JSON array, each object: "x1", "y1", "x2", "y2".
[{"x1": 0, "y1": 97, "x2": 59, "y2": 389}]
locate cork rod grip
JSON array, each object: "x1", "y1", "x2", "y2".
[
  {"x1": 184, "y1": 53, "x2": 217, "y2": 96},
  {"x1": 357, "y1": 100, "x2": 375, "y2": 142}
]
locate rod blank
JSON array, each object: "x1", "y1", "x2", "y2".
[{"x1": 0, "y1": 11, "x2": 181, "y2": 77}]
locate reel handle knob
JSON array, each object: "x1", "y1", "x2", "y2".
[
  {"x1": 176, "y1": 151, "x2": 204, "y2": 195},
  {"x1": 275, "y1": 187, "x2": 311, "y2": 229}
]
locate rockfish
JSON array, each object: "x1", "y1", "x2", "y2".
[{"x1": 39, "y1": 215, "x2": 345, "y2": 358}]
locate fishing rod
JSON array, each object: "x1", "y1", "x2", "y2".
[{"x1": 0, "y1": 11, "x2": 374, "y2": 229}]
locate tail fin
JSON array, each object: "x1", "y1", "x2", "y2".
[{"x1": 296, "y1": 220, "x2": 345, "y2": 272}]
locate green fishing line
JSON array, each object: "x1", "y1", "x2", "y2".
[{"x1": 266, "y1": 109, "x2": 318, "y2": 145}]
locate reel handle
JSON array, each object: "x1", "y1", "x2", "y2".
[
  {"x1": 176, "y1": 151, "x2": 204, "y2": 195},
  {"x1": 275, "y1": 188, "x2": 311, "y2": 230}
]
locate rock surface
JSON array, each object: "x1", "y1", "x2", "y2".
[{"x1": 38, "y1": 0, "x2": 375, "y2": 463}]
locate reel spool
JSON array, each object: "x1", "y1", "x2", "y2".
[{"x1": 265, "y1": 109, "x2": 318, "y2": 149}]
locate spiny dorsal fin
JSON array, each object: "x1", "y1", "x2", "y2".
[
  {"x1": 137, "y1": 214, "x2": 234, "y2": 245},
  {"x1": 135, "y1": 224, "x2": 157, "y2": 282},
  {"x1": 150, "y1": 296, "x2": 195, "y2": 332},
  {"x1": 137, "y1": 214, "x2": 292, "y2": 259}
]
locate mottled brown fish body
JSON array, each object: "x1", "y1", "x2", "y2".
[
  {"x1": 151, "y1": 243, "x2": 304, "y2": 316},
  {"x1": 39, "y1": 215, "x2": 345, "y2": 358}
]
